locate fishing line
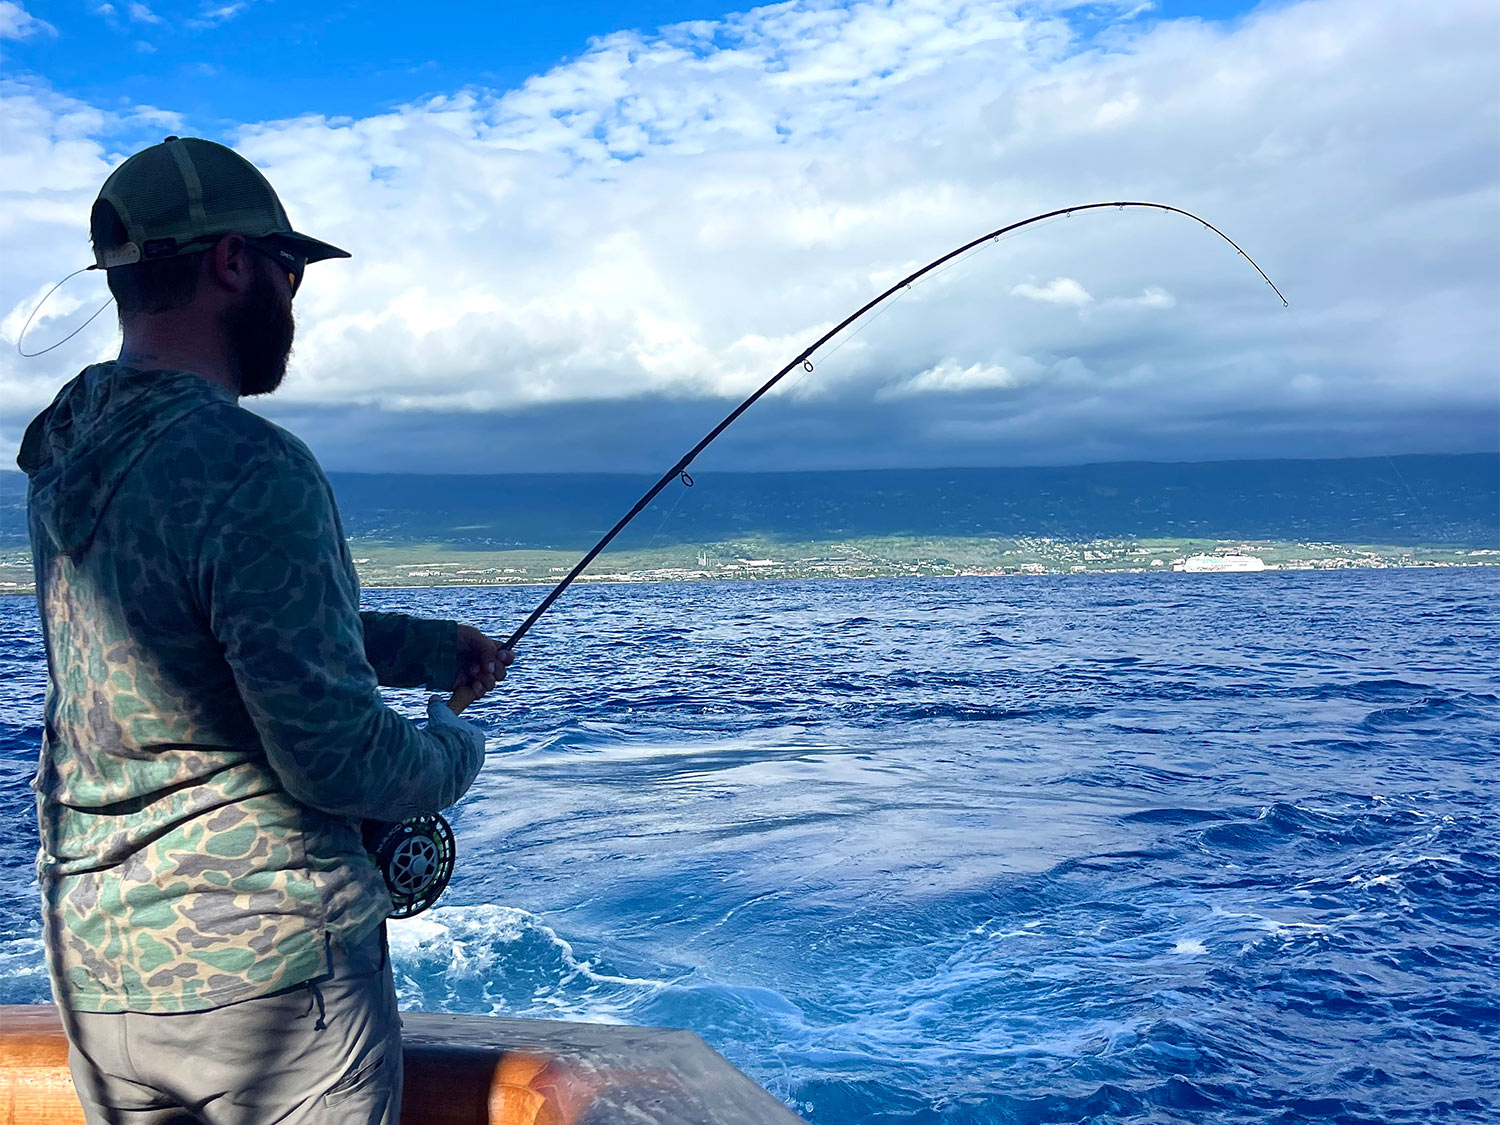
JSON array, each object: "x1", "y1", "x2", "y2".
[
  {"x1": 1384, "y1": 455, "x2": 1430, "y2": 517},
  {"x1": 640, "y1": 466, "x2": 698, "y2": 547},
  {"x1": 15, "y1": 267, "x2": 115, "y2": 358},
  {"x1": 480, "y1": 202, "x2": 1287, "y2": 660}
]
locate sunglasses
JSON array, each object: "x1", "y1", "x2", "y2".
[{"x1": 244, "y1": 238, "x2": 306, "y2": 296}]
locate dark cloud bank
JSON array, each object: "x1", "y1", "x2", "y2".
[{"x1": 257, "y1": 391, "x2": 1499, "y2": 477}]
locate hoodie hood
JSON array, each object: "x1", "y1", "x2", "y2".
[{"x1": 17, "y1": 363, "x2": 234, "y2": 556}]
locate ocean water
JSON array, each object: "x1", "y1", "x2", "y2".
[{"x1": 1, "y1": 568, "x2": 1497, "y2": 1123}]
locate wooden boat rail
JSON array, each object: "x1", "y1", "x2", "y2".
[{"x1": 0, "y1": 1005, "x2": 807, "y2": 1124}]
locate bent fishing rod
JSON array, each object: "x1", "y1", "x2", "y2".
[
  {"x1": 483, "y1": 201, "x2": 1285, "y2": 664},
  {"x1": 382, "y1": 202, "x2": 1289, "y2": 915}
]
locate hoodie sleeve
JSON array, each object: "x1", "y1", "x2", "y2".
[
  {"x1": 195, "y1": 446, "x2": 484, "y2": 821},
  {"x1": 359, "y1": 611, "x2": 459, "y2": 689}
]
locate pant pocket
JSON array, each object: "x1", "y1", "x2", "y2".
[{"x1": 324, "y1": 1052, "x2": 389, "y2": 1107}]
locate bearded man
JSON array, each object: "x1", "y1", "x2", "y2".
[{"x1": 17, "y1": 136, "x2": 509, "y2": 1124}]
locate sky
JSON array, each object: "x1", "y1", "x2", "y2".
[{"x1": 1, "y1": 0, "x2": 1496, "y2": 474}]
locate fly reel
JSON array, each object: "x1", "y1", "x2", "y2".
[{"x1": 363, "y1": 814, "x2": 456, "y2": 918}]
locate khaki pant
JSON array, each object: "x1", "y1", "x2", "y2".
[{"x1": 62, "y1": 925, "x2": 402, "y2": 1125}]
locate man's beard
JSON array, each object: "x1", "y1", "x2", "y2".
[{"x1": 226, "y1": 266, "x2": 295, "y2": 397}]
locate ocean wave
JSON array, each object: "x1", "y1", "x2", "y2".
[{"x1": 3, "y1": 568, "x2": 1498, "y2": 1123}]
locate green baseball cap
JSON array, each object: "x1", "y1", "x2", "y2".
[{"x1": 91, "y1": 135, "x2": 350, "y2": 270}]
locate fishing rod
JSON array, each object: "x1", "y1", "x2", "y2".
[
  {"x1": 384, "y1": 201, "x2": 1287, "y2": 916},
  {"x1": 493, "y1": 200, "x2": 1285, "y2": 662}
]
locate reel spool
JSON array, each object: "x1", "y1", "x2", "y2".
[{"x1": 363, "y1": 814, "x2": 456, "y2": 918}]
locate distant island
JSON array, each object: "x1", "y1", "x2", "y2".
[{"x1": 1, "y1": 454, "x2": 1495, "y2": 594}]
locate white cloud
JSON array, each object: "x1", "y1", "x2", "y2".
[
  {"x1": 1011, "y1": 277, "x2": 1094, "y2": 306},
  {"x1": 127, "y1": 2, "x2": 161, "y2": 25},
  {"x1": 1112, "y1": 286, "x2": 1174, "y2": 310},
  {"x1": 877, "y1": 359, "x2": 1023, "y2": 399},
  {"x1": 0, "y1": 1, "x2": 55, "y2": 41},
  {"x1": 1, "y1": 0, "x2": 1496, "y2": 472},
  {"x1": 188, "y1": 1, "x2": 249, "y2": 28}
]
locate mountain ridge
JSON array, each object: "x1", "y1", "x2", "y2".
[{"x1": 2, "y1": 453, "x2": 1495, "y2": 551}]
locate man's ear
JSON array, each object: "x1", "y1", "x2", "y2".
[{"x1": 207, "y1": 234, "x2": 255, "y2": 297}]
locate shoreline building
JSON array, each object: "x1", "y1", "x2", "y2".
[{"x1": 1174, "y1": 554, "x2": 1269, "y2": 573}]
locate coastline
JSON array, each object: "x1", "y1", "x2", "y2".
[{"x1": 2, "y1": 537, "x2": 1494, "y2": 599}]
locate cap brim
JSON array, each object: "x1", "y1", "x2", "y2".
[{"x1": 274, "y1": 231, "x2": 351, "y2": 264}]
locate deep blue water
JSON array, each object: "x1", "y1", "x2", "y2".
[{"x1": 2, "y1": 569, "x2": 1497, "y2": 1123}]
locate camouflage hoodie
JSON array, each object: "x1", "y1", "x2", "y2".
[{"x1": 19, "y1": 361, "x2": 485, "y2": 1013}]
